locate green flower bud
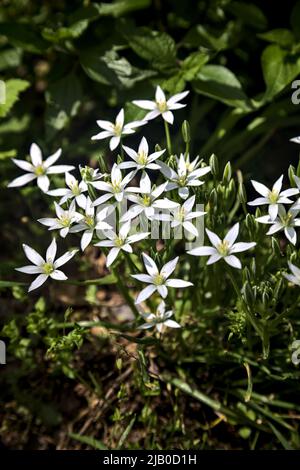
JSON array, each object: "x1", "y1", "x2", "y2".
[
  {"x1": 209, "y1": 154, "x2": 219, "y2": 177},
  {"x1": 271, "y1": 237, "x2": 281, "y2": 256},
  {"x1": 238, "y1": 182, "x2": 247, "y2": 204},
  {"x1": 155, "y1": 143, "x2": 162, "y2": 152},
  {"x1": 181, "y1": 120, "x2": 190, "y2": 143},
  {"x1": 288, "y1": 165, "x2": 296, "y2": 187},
  {"x1": 262, "y1": 291, "x2": 269, "y2": 309},
  {"x1": 209, "y1": 188, "x2": 218, "y2": 206},
  {"x1": 222, "y1": 162, "x2": 232, "y2": 184}
]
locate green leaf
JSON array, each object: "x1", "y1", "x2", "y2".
[
  {"x1": 258, "y1": 29, "x2": 295, "y2": 48},
  {"x1": 183, "y1": 25, "x2": 232, "y2": 51},
  {"x1": 42, "y1": 20, "x2": 89, "y2": 43},
  {"x1": 0, "y1": 23, "x2": 49, "y2": 54},
  {"x1": 0, "y1": 79, "x2": 30, "y2": 118},
  {"x1": 69, "y1": 432, "x2": 108, "y2": 450},
  {"x1": 117, "y1": 415, "x2": 136, "y2": 449},
  {"x1": 192, "y1": 65, "x2": 250, "y2": 110},
  {"x1": 98, "y1": 0, "x2": 151, "y2": 17},
  {"x1": 0, "y1": 48, "x2": 22, "y2": 71},
  {"x1": 123, "y1": 27, "x2": 177, "y2": 72},
  {"x1": 227, "y1": 2, "x2": 268, "y2": 30},
  {"x1": 45, "y1": 73, "x2": 83, "y2": 137},
  {"x1": 0, "y1": 149, "x2": 17, "y2": 160},
  {"x1": 80, "y1": 48, "x2": 155, "y2": 88},
  {"x1": 261, "y1": 44, "x2": 300, "y2": 101}
]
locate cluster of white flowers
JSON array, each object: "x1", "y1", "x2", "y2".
[{"x1": 8, "y1": 87, "x2": 300, "y2": 333}]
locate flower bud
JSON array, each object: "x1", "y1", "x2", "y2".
[
  {"x1": 222, "y1": 162, "x2": 232, "y2": 184},
  {"x1": 181, "y1": 120, "x2": 190, "y2": 143},
  {"x1": 209, "y1": 154, "x2": 219, "y2": 177},
  {"x1": 288, "y1": 165, "x2": 296, "y2": 187},
  {"x1": 271, "y1": 237, "x2": 281, "y2": 256},
  {"x1": 209, "y1": 188, "x2": 218, "y2": 206},
  {"x1": 155, "y1": 143, "x2": 162, "y2": 152},
  {"x1": 238, "y1": 182, "x2": 247, "y2": 204}
]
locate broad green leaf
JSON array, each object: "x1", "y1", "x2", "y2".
[
  {"x1": 80, "y1": 49, "x2": 155, "y2": 88},
  {"x1": 183, "y1": 24, "x2": 233, "y2": 51},
  {"x1": 123, "y1": 27, "x2": 177, "y2": 72},
  {"x1": 0, "y1": 48, "x2": 22, "y2": 71},
  {"x1": 0, "y1": 79, "x2": 30, "y2": 118},
  {"x1": 42, "y1": 20, "x2": 89, "y2": 43},
  {"x1": 98, "y1": 0, "x2": 150, "y2": 17},
  {"x1": 0, "y1": 23, "x2": 49, "y2": 54},
  {"x1": 261, "y1": 44, "x2": 300, "y2": 101},
  {"x1": 192, "y1": 65, "x2": 250, "y2": 110},
  {"x1": 258, "y1": 29, "x2": 295, "y2": 48},
  {"x1": 227, "y1": 2, "x2": 268, "y2": 30},
  {"x1": 45, "y1": 73, "x2": 83, "y2": 136}
]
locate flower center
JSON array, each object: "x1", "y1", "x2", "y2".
[
  {"x1": 70, "y1": 182, "x2": 81, "y2": 196},
  {"x1": 112, "y1": 181, "x2": 121, "y2": 193},
  {"x1": 114, "y1": 124, "x2": 123, "y2": 136},
  {"x1": 34, "y1": 165, "x2": 46, "y2": 176},
  {"x1": 281, "y1": 212, "x2": 293, "y2": 226},
  {"x1": 268, "y1": 189, "x2": 279, "y2": 204},
  {"x1": 59, "y1": 215, "x2": 71, "y2": 227},
  {"x1": 137, "y1": 151, "x2": 148, "y2": 166},
  {"x1": 156, "y1": 100, "x2": 167, "y2": 113},
  {"x1": 85, "y1": 215, "x2": 94, "y2": 228},
  {"x1": 141, "y1": 195, "x2": 151, "y2": 206},
  {"x1": 153, "y1": 273, "x2": 165, "y2": 285},
  {"x1": 178, "y1": 175, "x2": 187, "y2": 187},
  {"x1": 43, "y1": 261, "x2": 54, "y2": 275},
  {"x1": 115, "y1": 236, "x2": 124, "y2": 247},
  {"x1": 217, "y1": 240, "x2": 230, "y2": 256},
  {"x1": 176, "y1": 207, "x2": 185, "y2": 221}
]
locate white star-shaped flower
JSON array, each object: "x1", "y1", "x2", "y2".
[
  {"x1": 118, "y1": 136, "x2": 165, "y2": 172},
  {"x1": 188, "y1": 223, "x2": 256, "y2": 269},
  {"x1": 133, "y1": 86, "x2": 189, "y2": 124},
  {"x1": 91, "y1": 164, "x2": 135, "y2": 206},
  {"x1": 121, "y1": 172, "x2": 178, "y2": 222},
  {"x1": 248, "y1": 175, "x2": 299, "y2": 220},
  {"x1": 132, "y1": 253, "x2": 193, "y2": 304},
  {"x1": 256, "y1": 205, "x2": 300, "y2": 245},
  {"x1": 70, "y1": 197, "x2": 112, "y2": 251},
  {"x1": 91, "y1": 108, "x2": 146, "y2": 151},
  {"x1": 94, "y1": 221, "x2": 149, "y2": 267},
  {"x1": 138, "y1": 301, "x2": 180, "y2": 333},
  {"x1": 159, "y1": 153, "x2": 211, "y2": 199},
  {"x1": 284, "y1": 262, "x2": 300, "y2": 286},
  {"x1": 38, "y1": 200, "x2": 83, "y2": 238},
  {"x1": 8, "y1": 143, "x2": 74, "y2": 192},
  {"x1": 16, "y1": 238, "x2": 77, "y2": 292},
  {"x1": 171, "y1": 195, "x2": 206, "y2": 238},
  {"x1": 47, "y1": 172, "x2": 88, "y2": 209}
]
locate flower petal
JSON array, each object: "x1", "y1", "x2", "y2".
[
  {"x1": 224, "y1": 223, "x2": 239, "y2": 246},
  {"x1": 30, "y1": 143, "x2": 43, "y2": 166},
  {"x1": 23, "y1": 244, "x2": 44, "y2": 266},
  {"x1": 161, "y1": 257, "x2": 178, "y2": 278},
  {"x1": 16, "y1": 265, "x2": 43, "y2": 274},
  {"x1": 8, "y1": 173, "x2": 36, "y2": 188},
  {"x1": 205, "y1": 229, "x2": 221, "y2": 247},
  {"x1": 135, "y1": 284, "x2": 157, "y2": 304},
  {"x1": 37, "y1": 175, "x2": 50, "y2": 192},
  {"x1": 50, "y1": 269, "x2": 67, "y2": 280},
  {"x1": 28, "y1": 274, "x2": 48, "y2": 292},
  {"x1": 46, "y1": 238, "x2": 57, "y2": 261},
  {"x1": 142, "y1": 253, "x2": 159, "y2": 276},
  {"x1": 251, "y1": 180, "x2": 269, "y2": 197},
  {"x1": 54, "y1": 249, "x2": 77, "y2": 268},
  {"x1": 166, "y1": 279, "x2": 193, "y2": 287},
  {"x1": 224, "y1": 255, "x2": 242, "y2": 269}
]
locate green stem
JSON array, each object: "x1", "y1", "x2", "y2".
[
  {"x1": 164, "y1": 120, "x2": 172, "y2": 156},
  {"x1": 112, "y1": 266, "x2": 140, "y2": 318},
  {"x1": 54, "y1": 319, "x2": 135, "y2": 331}
]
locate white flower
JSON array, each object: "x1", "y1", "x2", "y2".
[
  {"x1": 171, "y1": 195, "x2": 206, "y2": 238},
  {"x1": 8, "y1": 143, "x2": 74, "y2": 192},
  {"x1": 91, "y1": 164, "x2": 134, "y2": 206},
  {"x1": 256, "y1": 205, "x2": 300, "y2": 245},
  {"x1": 38, "y1": 200, "x2": 83, "y2": 238},
  {"x1": 284, "y1": 262, "x2": 300, "y2": 286},
  {"x1": 132, "y1": 253, "x2": 193, "y2": 304},
  {"x1": 94, "y1": 221, "x2": 149, "y2": 267},
  {"x1": 159, "y1": 154, "x2": 211, "y2": 199},
  {"x1": 16, "y1": 238, "x2": 77, "y2": 292},
  {"x1": 138, "y1": 301, "x2": 180, "y2": 333},
  {"x1": 70, "y1": 197, "x2": 112, "y2": 251},
  {"x1": 91, "y1": 108, "x2": 146, "y2": 151},
  {"x1": 121, "y1": 172, "x2": 178, "y2": 222},
  {"x1": 248, "y1": 175, "x2": 299, "y2": 221},
  {"x1": 118, "y1": 136, "x2": 165, "y2": 172},
  {"x1": 290, "y1": 136, "x2": 300, "y2": 144},
  {"x1": 133, "y1": 86, "x2": 189, "y2": 125},
  {"x1": 47, "y1": 172, "x2": 88, "y2": 209},
  {"x1": 188, "y1": 223, "x2": 256, "y2": 269}
]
